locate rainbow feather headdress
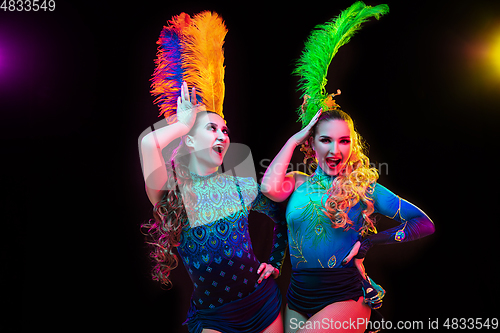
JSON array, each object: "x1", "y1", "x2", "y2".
[
  {"x1": 151, "y1": 11, "x2": 227, "y2": 124},
  {"x1": 294, "y1": 1, "x2": 389, "y2": 128}
]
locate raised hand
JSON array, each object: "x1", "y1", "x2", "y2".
[
  {"x1": 176, "y1": 81, "x2": 199, "y2": 130},
  {"x1": 291, "y1": 108, "x2": 322, "y2": 146}
]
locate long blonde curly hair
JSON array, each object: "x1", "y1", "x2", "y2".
[{"x1": 301, "y1": 108, "x2": 379, "y2": 236}]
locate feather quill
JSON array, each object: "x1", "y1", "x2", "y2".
[
  {"x1": 294, "y1": 1, "x2": 389, "y2": 127},
  {"x1": 182, "y1": 11, "x2": 227, "y2": 119},
  {"x1": 151, "y1": 13, "x2": 192, "y2": 123}
]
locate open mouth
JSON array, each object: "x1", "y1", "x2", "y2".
[
  {"x1": 212, "y1": 144, "x2": 224, "y2": 154},
  {"x1": 325, "y1": 157, "x2": 341, "y2": 169}
]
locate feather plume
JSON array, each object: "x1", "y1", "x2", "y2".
[
  {"x1": 294, "y1": 1, "x2": 389, "y2": 127},
  {"x1": 151, "y1": 13, "x2": 192, "y2": 123},
  {"x1": 182, "y1": 11, "x2": 227, "y2": 119}
]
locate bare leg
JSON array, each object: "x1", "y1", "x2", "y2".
[
  {"x1": 285, "y1": 304, "x2": 309, "y2": 333},
  {"x1": 296, "y1": 297, "x2": 370, "y2": 333},
  {"x1": 261, "y1": 311, "x2": 284, "y2": 333}
]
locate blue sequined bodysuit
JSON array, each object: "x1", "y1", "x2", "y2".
[
  {"x1": 286, "y1": 166, "x2": 434, "y2": 270},
  {"x1": 177, "y1": 171, "x2": 288, "y2": 310}
]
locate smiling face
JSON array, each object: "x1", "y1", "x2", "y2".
[
  {"x1": 185, "y1": 112, "x2": 230, "y2": 175},
  {"x1": 311, "y1": 119, "x2": 352, "y2": 176}
]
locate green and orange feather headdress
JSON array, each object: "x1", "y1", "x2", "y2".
[{"x1": 294, "y1": 1, "x2": 389, "y2": 128}]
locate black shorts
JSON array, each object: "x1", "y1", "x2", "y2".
[{"x1": 287, "y1": 267, "x2": 363, "y2": 317}]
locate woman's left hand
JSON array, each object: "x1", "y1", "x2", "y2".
[
  {"x1": 341, "y1": 241, "x2": 361, "y2": 266},
  {"x1": 257, "y1": 263, "x2": 279, "y2": 283},
  {"x1": 290, "y1": 108, "x2": 322, "y2": 146}
]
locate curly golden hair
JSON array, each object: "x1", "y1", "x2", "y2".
[{"x1": 301, "y1": 108, "x2": 379, "y2": 236}]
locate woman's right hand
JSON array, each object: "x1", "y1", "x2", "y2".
[
  {"x1": 141, "y1": 81, "x2": 200, "y2": 206},
  {"x1": 290, "y1": 108, "x2": 322, "y2": 146},
  {"x1": 176, "y1": 81, "x2": 199, "y2": 131}
]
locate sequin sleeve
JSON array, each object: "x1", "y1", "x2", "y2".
[
  {"x1": 246, "y1": 179, "x2": 288, "y2": 275},
  {"x1": 355, "y1": 183, "x2": 435, "y2": 258}
]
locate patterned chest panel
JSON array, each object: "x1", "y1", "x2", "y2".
[
  {"x1": 177, "y1": 173, "x2": 262, "y2": 309},
  {"x1": 286, "y1": 169, "x2": 363, "y2": 269},
  {"x1": 185, "y1": 173, "x2": 257, "y2": 227}
]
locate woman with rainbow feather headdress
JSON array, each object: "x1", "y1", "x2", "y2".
[
  {"x1": 261, "y1": 2, "x2": 435, "y2": 332},
  {"x1": 140, "y1": 12, "x2": 287, "y2": 333}
]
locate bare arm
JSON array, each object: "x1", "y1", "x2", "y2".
[
  {"x1": 260, "y1": 139, "x2": 301, "y2": 202},
  {"x1": 261, "y1": 109, "x2": 322, "y2": 202},
  {"x1": 141, "y1": 122, "x2": 190, "y2": 205},
  {"x1": 140, "y1": 82, "x2": 198, "y2": 206}
]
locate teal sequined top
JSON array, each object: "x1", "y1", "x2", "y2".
[
  {"x1": 178, "y1": 171, "x2": 288, "y2": 310},
  {"x1": 286, "y1": 166, "x2": 434, "y2": 269}
]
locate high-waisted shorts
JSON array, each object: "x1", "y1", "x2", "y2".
[{"x1": 287, "y1": 267, "x2": 363, "y2": 317}]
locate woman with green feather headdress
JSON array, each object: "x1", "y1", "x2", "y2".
[{"x1": 261, "y1": 2, "x2": 435, "y2": 332}]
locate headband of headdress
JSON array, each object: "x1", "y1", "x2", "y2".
[
  {"x1": 294, "y1": 1, "x2": 389, "y2": 128},
  {"x1": 151, "y1": 11, "x2": 227, "y2": 124}
]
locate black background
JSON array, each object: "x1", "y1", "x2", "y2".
[{"x1": 3, "y1": 0, "x2": 500, "y2": 331}]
